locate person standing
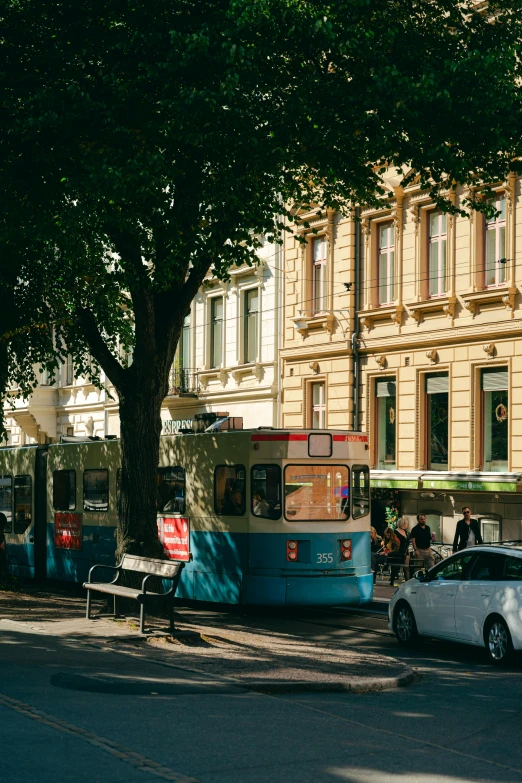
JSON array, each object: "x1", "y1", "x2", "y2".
[
  {"x1": 411, "y1": 513, "x2": 434, "y2": 570},
  {"x1": 452, "y1": 506, "x2": 483, "y2": 553},
  {"x1": 391, "y1": 517, "x2": 410, "y2": 584}
]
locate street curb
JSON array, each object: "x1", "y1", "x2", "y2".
[{"x1": 243, "y1": 667, "x2": 418, "y2": 694}]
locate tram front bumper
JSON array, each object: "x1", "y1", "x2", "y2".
[{"x1": 242, "y1": 571, "x2": 373, "y2": 606}]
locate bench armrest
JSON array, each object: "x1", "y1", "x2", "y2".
[
  {"x1": 141, "y1": 568, "x2": 183, "y2": 596},
  {"x1": 87, "y1": 563, "x2": 121, "y2": 585}
]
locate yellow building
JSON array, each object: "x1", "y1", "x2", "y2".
[{"x1": 281, "y1": 175, "x2": 522, "y2": 544}]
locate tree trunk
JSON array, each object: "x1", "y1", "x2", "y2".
[{"x1": 116, "y1": 381, "x2": 165, "y2": 561}]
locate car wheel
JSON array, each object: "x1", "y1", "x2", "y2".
[
  {"x1": 484, "y1": 617, "x2": 513, "y2": 665},
  {"x1": 393, "y1": 602, "x2": 419, "y2": 646}
]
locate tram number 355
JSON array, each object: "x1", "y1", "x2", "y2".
[{"x1": 317, "y1": 553, "x2": 334, "y2": 563}]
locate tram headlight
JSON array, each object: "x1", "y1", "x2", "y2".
[{"x1": 286, "y1": 540, "x2": 299, "y2": 561}]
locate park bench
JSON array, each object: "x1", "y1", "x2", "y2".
[{"x1": 83, "y1": 554, "x2": 185, "y2": 634}]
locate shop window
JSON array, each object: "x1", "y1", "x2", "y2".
[
  {"x1": 14, "y1": 475, "x2": 32, "y2": 533},
  {"x1": 425, "y1": 373, "x2": 449, "y2": 470},
  {"x1": 311, "y1": 382, "x2": 326, "y2": 429},
  {"x1": 352, "y1": 465, "x2": 370, "y2": 519},
  {"x1": 180, "y1": 314, "x2": 191, "y2": 368},
  {"x1": 484, "y1": 196, "x2": 506, "y2": 287},
  {"x1": 480, "y1": 517, "x2": 501, "y2": 543},
  {"x1": 214, "y1": 465, "x2": 246, "y2": 516},
  {"x1": 0, "y1": 476, "x2": 12, "y2": 533},
  {"x1": 53, "y1": 470, "x2": 76, "y2": 511},
  {"x1": 83, "y1": 469, "x2": 109, "y2": 512},
  {"x1": 482, "y1": 368, "x2": 508, "y2": 471},
  {"x1": 312, "y1": 236, "x2": 327, "y2": 313},
  {"x1": 375, "y1": 378, "x2": 396, "y2": 470},
  {"x1": 251, "y1": 465, "x2": 281, "y2": 520},
  {"x1": 285, "y1": 464, "x2": 349, "y2": 521},
  {"x1": 428, "y1": 211, "x2": 447, "y2": 297},
  {"x1": 210, "y1": 297, "x2": 223, "y2": 368},
  {"x1": 378, "y1": 223, "x2": 394, "y2": 305},
  {"x1": 157, "y1": 467, "x2": 185, "y2": 514},
  {"x1": 244, "y1": 289, "x2": 259, "y2": 364}
]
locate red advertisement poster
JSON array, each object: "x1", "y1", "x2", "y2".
[
  {"x1": 157, "y1": 516, "x2": 190, "y2": 562},
  {"x1": 54, "y1": 513, "x2": 82, "y2": 550}
]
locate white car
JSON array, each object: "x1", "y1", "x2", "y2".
[{"x1": 389, "y1": 544, "x2": 522, "y2": 664}]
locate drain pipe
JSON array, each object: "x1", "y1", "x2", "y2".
[{"x1": 351, "y1": 207, "x2": 361, "y2": 432}]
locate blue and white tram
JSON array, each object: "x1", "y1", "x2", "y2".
[{"x1": 1, "y1": 428, "x2": 372, "y2": 605}]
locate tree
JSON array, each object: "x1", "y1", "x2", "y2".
[{"x1": 1, "y1": 0, "x2": 522, "y2": 558}]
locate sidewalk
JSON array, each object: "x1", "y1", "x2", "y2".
[{"x1": 0, "y1": 584, "x2": 414, "y2": 694}]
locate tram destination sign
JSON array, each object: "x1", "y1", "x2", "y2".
[{"x1": 157, "y1": 516, "x2": 190, "y2": 561}]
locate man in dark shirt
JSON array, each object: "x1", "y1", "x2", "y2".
[{"x1": 411, "y1": 513, "x2": 434, "y2": 570}]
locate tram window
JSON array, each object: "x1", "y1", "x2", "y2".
[
  {"x1": 53, "y1": 470, "x2": 76, "y2": 511},
  {"x1": 14, "y1": 475, "x2": 32, "y2": 533},
  {"x1": 0, "y1": 476, "x2": 12, "y2": 533},
  {"x1": 284, "y1": 465, "x2": 349, "y2": 522},
  {"x1": 251, "y1": 465, "x2": 281, "y2": 520},
  {"x1": 352, "y1": 465, "x2": 370, "y2": 519},
  {"x1": 83, "y1": 469, "x2": 109, "y2": 512},
  {"x1": 215, "y1": 465, "x2": 246, "y2": 516},
  {"x1": 157, "y1": 467, "x2": 185, "y2": 513}
]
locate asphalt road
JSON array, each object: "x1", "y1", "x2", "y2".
[{"x1": 2, "y1": 604, "x2": 522, "y2": 783}]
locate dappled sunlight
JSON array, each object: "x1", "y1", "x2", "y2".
[{"x1": 328, "y1": 770, "x2": 520, "y2": 783}]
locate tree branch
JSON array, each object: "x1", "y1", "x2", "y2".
[{"x1": 76, "y1": 307, "x2": 127, "y2": 391}]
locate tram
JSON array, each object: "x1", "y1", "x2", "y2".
[{"x1": 0, "y1": 427, "x2": 372, "y2": 605}]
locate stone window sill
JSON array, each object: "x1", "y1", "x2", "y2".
[
  {"x1": 462, "y1": 286, "x2": 516, "y2": 317},
  {"x1": 408, "y1": 296, "x2": 456, "y2": 324}
]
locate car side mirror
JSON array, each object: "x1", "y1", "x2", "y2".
[{"x1": 414, "y1": 569, "x2": 428, "y2": 582}]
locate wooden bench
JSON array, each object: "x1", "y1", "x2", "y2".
[{"x1": 83, "y1": 554, "x2": 185, "y2": 634}]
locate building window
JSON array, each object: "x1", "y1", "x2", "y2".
[
  {"x1": 210, "y1": 297, "x2": 223, "y2": 369},
  {"x1": 180, "y1": 314, "x2": 190, "y2": 368},
  {"x1": 375, "y1": 378, "x2": 396, "y2": 470},
  {"x1": 312, "y1": 237, "x2": 327, "y2": 313},
  {"x1": 428, "y1": 211, "x2": 447, "y2": 297},
  {"x1": 244, "y1": 289, "x2": 259, "y2": 364},
  {"x1": 64, "y1": 355, "x2": 74, "y2": 386},
  {"x1": 378, "y1": 223, "x2": 394, "y2": 305},
  {"x1": 480, "y1": 516, "x2": 501, "y2": 543},
  {"x1": 426, "y1": 373, "x2": 449, "y2": 470},
  {"x1": 311, "y1": 382, "x2": 326, "y2": 429},
  {"x1": 485, "y1": 196, "x2": 506, "y2": 287},
  {"x1": 482, "y1": 368, "x2": 508, "y2": 472},
  {"x1": 425, "y1": 512, "x2": 441, "y2": 543}
]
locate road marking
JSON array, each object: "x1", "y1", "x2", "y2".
[{"x1": 0, "y1": 692, "x2": 198, "y2": 782}]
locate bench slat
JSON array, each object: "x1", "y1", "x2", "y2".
[
  {"x1": 84, "y1": 583, "x2": 166, "y2": 598},
  {"x1": 121, "y1": 554, "x2": 182, "y2": 578}
]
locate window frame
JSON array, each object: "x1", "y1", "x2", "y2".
[
  {"x1": 244, "y1": 287, "x2": 259, "y2": 364},
  {"x1": 284, "y1": 464, "x2": 350, "y2": 522},
  {"x1": 312, "y1": 236, "x2": 327, "y2": 314},
  {"x1": 427, "y1": 210, "x2": 447, "y2": 298},
  {"x1": 310, "y1": 382, "x2": 326, "y2": 429},
  {"x1": 375, "y1": 377, "x2": 396, "y2": 470},
  {"x1": 484, "y1": 195, "x2": 506, "y2": 288},
  {"x1": 210, "y1": 296, "x2": 224, "y2": 369},
  {"x1": 481, "y1": 367, "x2": 509, "y2": 472},
  {"x1": 214, "y1": 464, "x2": 246, "y2": 516},
  {"x1": 157, "y1": 466, "x2": 186, "y2": 514},
  {"x1": 52, "y1": 469, "x2": 76, "y2": 511},
  {"x1": 378, "y1": 222, "x2": 395, "y2": 306},
  {"x1": 250, "y1": 464, "x2": 282, "y2": 520},
  {"x1": 425, "y1": 373, "x2": 449, "y2": 471},
  {"x1": 83, "y1": 469, "x2": 109, "y2": 513}
]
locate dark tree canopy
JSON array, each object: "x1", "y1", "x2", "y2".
[{"x1": 1, "y1": 0, "x2": 522, "y2": 555}]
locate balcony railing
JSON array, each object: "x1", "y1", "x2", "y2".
[{"x1": 167, "y1": 368, "x2": 199, "y2": 397}]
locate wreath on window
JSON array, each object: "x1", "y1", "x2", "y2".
[
  {"x1": 389, "y1": 406, "x2": 395, "y2": 425},
  {"x1": 495, "y1": 402, "x2": 508, "y2": 423}
]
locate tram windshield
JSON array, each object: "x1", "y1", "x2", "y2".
[{"x1": 284, "y1": 465, "x2": 349, "y2": 521}]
